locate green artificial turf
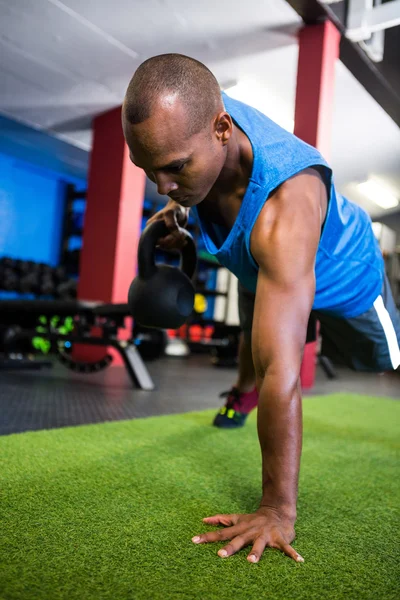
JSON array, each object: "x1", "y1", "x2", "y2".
[{"x1": 0, "y1": 394, "x2": 399, "y2": 600}]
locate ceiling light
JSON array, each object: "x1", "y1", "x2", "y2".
[{"x1": 357, "y1": 178, "x2": 399, "y2": 210}]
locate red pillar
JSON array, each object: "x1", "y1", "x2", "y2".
[
  {"x1": 77, "y1": 106, "x2": 146, "y2": 360},
  {"x1": 79, "y1": 106, "x2": 145, "y2": 303},
  {"x1": 294, "y1": 21, "x2": 340, "y2": 389}
]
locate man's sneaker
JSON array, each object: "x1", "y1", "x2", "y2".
[{"x1": 213, "y1": 386, "x2": 258, "y2": 429}]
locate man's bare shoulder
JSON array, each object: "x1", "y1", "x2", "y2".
[{"x1": 252, "y1": 167, "x2": 328, "y2": 241}]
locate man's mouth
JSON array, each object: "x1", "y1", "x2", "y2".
[{"x1": 169, "y1": 194, "x2": 188, "y2": 203}]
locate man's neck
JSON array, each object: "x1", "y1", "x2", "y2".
[{"x1": 200, "y1": 124, "x2": 253, "y2": 227}]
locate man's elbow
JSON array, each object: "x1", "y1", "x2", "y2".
[{"x1": 256, "y1": 360, "x2": 301, "y2": 399}]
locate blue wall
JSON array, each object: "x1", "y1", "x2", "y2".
[
  {"x1": 0, "y1": 115, "x2": 88, "y2": 181},
  {"x1": 0, "y1": 115, "x2": 88, "y2": 265}
]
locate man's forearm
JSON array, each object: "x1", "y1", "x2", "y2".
[{"x1": 257, "y1": 373, "x2": 302, "y2": 521}]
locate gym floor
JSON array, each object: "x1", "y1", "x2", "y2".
[{"x1": 1, "y1": 355, "x2": 399, "y2": 436}]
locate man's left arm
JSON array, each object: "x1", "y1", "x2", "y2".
[{"x1": 192, "y1": 169, "x2": 325, "y2": 563}]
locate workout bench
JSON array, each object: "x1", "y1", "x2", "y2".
[{"x1": 0, "y1": 300, "x2": 155, "y2": 391}]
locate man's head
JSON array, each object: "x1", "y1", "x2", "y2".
[{"x1": 122, "y1": 54, "x2": 232, "y2": 207}]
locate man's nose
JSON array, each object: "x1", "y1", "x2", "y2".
[{"x1": 154, "y1": 173, "x2": 178, "y2": 196}]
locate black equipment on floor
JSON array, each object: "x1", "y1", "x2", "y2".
[
  {"x1": 0, "y1": 300, "x2": 155, "y2": 390},
  {"x1": 133, "y1": 324, "x2": 168, "y2": 360},
  {"x1": 0, "y1": 355, "x2": 52, "y2": 371}
]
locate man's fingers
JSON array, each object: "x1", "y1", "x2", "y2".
[
  {"x1": 192, "y1": 522, "x2": 245, "y2": 544},
  {"x1": 279, "y1": 543, "x2": 304, "y2": 563},
  {"x1": 202, "y1": 514, "x2": 239, "y2": 527},
  {"x1": 218, "y1": 534, "x2": 253, "y2": 558},
  {"x1": 146, "y1": 206, "x2": 189, "y2": 250},
  {"x1": 164, "y1": 210, "x2": 180, "y2": 232},
  {"x1": 247, "y1": 540, "x2": 304, "y2": 564},
  {"x1": 247, "y1": 537, "x2": 267, "y2": 563},
  {"x1": 157, "y1": 235, "x2": 178, "y2": 248},
  {"x1": 156, "y1": 231, "x2": 187, "y2": 250}
]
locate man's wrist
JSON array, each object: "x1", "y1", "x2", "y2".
[{"x1": 259, "y1": 498, "x2": 297, "y2": 522}]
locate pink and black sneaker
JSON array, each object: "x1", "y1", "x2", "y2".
[{"x1": 213, "y1": 386, "x2": 258, "y2": 428}]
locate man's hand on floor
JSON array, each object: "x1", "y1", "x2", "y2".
[{"x1": 191, "y1": 506, "x2": 304, "y2": 564}]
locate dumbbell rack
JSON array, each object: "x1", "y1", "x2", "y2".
[
  {"x1": 59, "y1": 183, "x2": 87, "y2": 278},
  {"x1": 0, "y1": 257, "x2": 77, "y2": 300}
]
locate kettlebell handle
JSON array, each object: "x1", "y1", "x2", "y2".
[{"x1": 138, "y1": 220, "x2": 197, "y2": 281}]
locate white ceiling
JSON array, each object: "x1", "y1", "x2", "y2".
[{"x1": 0, "y1": 0, "x2": 399, "y2": 221}]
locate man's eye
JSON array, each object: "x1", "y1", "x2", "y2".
[
  {"x1": 169, "y1": 164, "x2": 185, "y2": 173},
  {"x1": 146, "y1": 171, "x2": 156, "y2": 182}
]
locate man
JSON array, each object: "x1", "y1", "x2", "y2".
[{"x1": 122, "y1": 54, "x2": 400, "y2": 564}]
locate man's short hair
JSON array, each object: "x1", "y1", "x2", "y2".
[{"x1": 123, "y1": 54, "x2": 222, "y2": 136}]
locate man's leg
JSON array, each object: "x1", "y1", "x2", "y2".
[
  {"x1": 317, "y1": 273, "x2": 400, "y2": 372},
  {"x1": 213, "y1": 282, "x2": 258, "y2": 428},
  {"x1": 235, "y1": 331, "x2": 256, "y2": 393}
]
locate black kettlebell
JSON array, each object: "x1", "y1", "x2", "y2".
[{"x1": 128, "y1": 220, "x2": 197, "y2": 329}]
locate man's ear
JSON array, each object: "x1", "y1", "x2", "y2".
[{"x1": 214, "y1": 112, "x2": 232, "y2": 145}]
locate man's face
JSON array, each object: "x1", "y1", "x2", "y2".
[{"x1": 123, "y1": 96, "x2": 228, "y2": 207}]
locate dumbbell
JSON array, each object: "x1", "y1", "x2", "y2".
[
  {"x1": 40, "y1": 274, "x2": 56, "y2": 296},
  {"x1": 14, "y1": 259, "x2": 23, "y2": 274},
  {"x1": 0, "y1": 257, "x2": 16, "y2": 270},
  {"x1": 53, "y1": 266, "x2": 66, "y2": 283},
  {"x1": 1, "y1": 267, "x2": 19, "y2": 291},
  {"x1": 39, "y1": 263, "x2": 53, "y2": 277},
  {"x1": 57, "y1": 279, "x2": 77, "y2": 299},
  {"x1": 19, "y1": 260, "x2": 37, "y2": 276},
  {"x1": 19, "y1": 271, "x2": 40, "y2": 294}
]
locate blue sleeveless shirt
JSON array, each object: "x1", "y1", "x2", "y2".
[{"x1": 192, "y1": 93, "x2": 384, "y2": 318}]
